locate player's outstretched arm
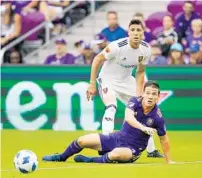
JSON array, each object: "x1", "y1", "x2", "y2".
[
  {"x1": 87, "y1": 54, "x2": 106, "y2": 101},
  {"x1": 159, "y1": 134, "x2": 175, "y2": 164},
  {"x1": 135, "y1": 64, "x2": 145, "y2": 96},
  {"x1": 125, "y1": 108, "x2": 156, "y2": 136}
]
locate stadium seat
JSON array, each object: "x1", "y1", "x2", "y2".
[
  {"x1": 195, "y1": 1, "x2": 202, "y2": 17},
  {"x1": 21, "y1": 11, "x2": 45, "y2": 41},
  {"x1": 152, "y1": 26, "x2": 163, "y2": 37},
  {"x1": 167, "y1": 1, "x2": 184, "y2": 17},
  {"x1": 145, "y1": 11, "x2": 171, "y2": 31}
]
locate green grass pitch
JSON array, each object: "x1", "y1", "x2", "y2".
[{"x1": 1, "y1": 130, "x2": 202, "y2": 178}]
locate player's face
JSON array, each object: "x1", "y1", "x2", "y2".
[
  {"x1": 142, "y1": 87, "x2": 160, "y2": 107},
  {"x1": 128, "y1": 24, "x2": 144, "y2": 43}
]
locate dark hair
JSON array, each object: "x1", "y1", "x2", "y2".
[
  {"x1": 143, "y1": 80, "x2": 160, "y2": 94},
  {"x1": 8, "y1": 48, "x2": 23, "y2": 64},
  {"x1": 129, "y1": 19, "x2": 144, "y2": 29},
  {"x1": 184, "y1": 1, "x2": 194, "y2": 5}
]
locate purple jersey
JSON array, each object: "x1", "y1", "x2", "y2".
[
  {"x1": 185, "y1": 34, "x2": 202, "y2": 48},
  {"x1": 99, "y1": 97, "x2": 166, "y2": 157},
  {"x1": 12, "y1": 0, "x2": 32, "y2": 14},
  {"x1": 45, "y1": 53, "x2": 75, "y2": 65}
]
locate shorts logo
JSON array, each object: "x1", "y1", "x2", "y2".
[
  {"x1": 138, "y1": 56, "x2": 144, "y2": 63},
  {"x1": 127, "y1": 102, "x2": 135, "y2": 108},
  {"x1": 146, "y1": 118, "x2": 154, "y2": 126},
  {"x1": 103, "y1": 87, "x2": 108, "y2": 94}
]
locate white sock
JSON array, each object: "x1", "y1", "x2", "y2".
[
  {"x1": 146, "y1": 136, "x2": 156, "y2": 153},
  {"x1": 102, "y1": 105, "x2": 116, "y2": 135}
]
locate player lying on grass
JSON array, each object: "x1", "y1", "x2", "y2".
[{"x1": 43, "y1": 81, "x2": 174, "y2": 164}]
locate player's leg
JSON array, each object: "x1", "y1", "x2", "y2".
[
  {"x1": 147, "y1": 137, "x2": 164, "y2": 157},
  {"x1": 98, "y1": 79, "x2": 117, "y2": 135},
  {"x1": 74, "y1": 147, "x2": 140, "y2": 163},
  {"x1": 42, "y1": 133, "x2": 102, "y2": 162}
]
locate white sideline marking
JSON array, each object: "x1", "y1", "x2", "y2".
[{"x1": 1, "y1": 160, "x2": 202, "y2": 172}]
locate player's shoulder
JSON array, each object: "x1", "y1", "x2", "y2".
[
  {"x1": 129, "y1": 96, "x2": 142, "y2": 104},
  {"x1": 140, "y1": 40, "x2": 151, "y2": 55},
  {"x1": 140, "y1": 40, "x2": 150, "y2": 49},
  {"x1": 113, "y1": 37, "x2": 129, "y2": 48},
  {"x1": 154, "y1": 107, "x2": 164, "y2": 120}
]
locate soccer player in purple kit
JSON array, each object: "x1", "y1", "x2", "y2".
[{"x1": 42, "y1": 81, "x2": 175, "y2": 164}]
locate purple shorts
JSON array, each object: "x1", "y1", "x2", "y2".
[{"x1": 99, "y1": 131, "x2": 141, "y2": 162}]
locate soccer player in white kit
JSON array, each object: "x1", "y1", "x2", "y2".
[{"x1": 87, "y1": 19, "x2": 163, "y2": 157}]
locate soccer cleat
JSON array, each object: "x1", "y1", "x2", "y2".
[
  {"x1": 147, "y1": 150, "x2": 164, "y2": 158},
  {"x1": 42, "y1": 154, "x2": 64, "y2": 162},
  {"x1": 74, "y1": 155, "x2": 91, "y2": 163}
]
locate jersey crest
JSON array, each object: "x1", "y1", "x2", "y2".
[
  {"x1": 138, "y1": 56, "x2": 144, "y2": 63},
  {"x1": 146, "y1": 118, "x2": 154, "y2": 126}
]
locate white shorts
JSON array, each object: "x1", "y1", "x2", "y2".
[
  {"x1": 48, "y1": 5, "x2": 64, "y2": 19},
  {"x1": 97, "y1": 76, "x2": 136, "y2": 105}
]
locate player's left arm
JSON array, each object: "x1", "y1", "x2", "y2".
[
  {"x1": 159, "y1": 134, "x2": 174, "y2": 164},
  {"x1": 156, "y1": 115, "x2": 175, "y2": 164},
  {"x1": 135, "y1": 46, "x2": 151, "y2": 96}
]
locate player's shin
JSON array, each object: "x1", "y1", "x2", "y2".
[
  {"x1": 146, "y1": 136, "x2": 156, "y2": 153},
  {"x1": 102, "y1": 105, "x2": 117, "y2": 135},
  {"x1": 60, "y1": 140, "x2": 83, "y2": 161},
  {"x1": 91, "y1": 153, "x2": 114, "y2": 163}
]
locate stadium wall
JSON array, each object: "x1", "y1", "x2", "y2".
[{"x1": 1, "y1": 66, "x2": 202, "y2": 131}]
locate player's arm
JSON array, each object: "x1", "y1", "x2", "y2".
[
  {"x1": 125, "y1": 108, "x2": 156, "y2": 135},
  {"x1": 135, "y1": 64, "x2": 145, "y2": 96},
  {"x1": 159, "y1": 134, "x2": 174, "y2": 164},
  {"x1": 87, "y1": 43, "x2": 117, "y2": 100}
]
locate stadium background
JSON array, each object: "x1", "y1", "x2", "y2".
[{"x1": 1, "y1": 1, "x2": 202, "y2": 178}]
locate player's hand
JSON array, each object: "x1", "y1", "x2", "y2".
[
  {"x1": 167, "y1": 160, "x2": 176, "y2": 164},
  {"x1": 141, "y1": 126, "x2": 156, "y2": 136},
  {"x1": 86, "y1": 83, "x2": 97, "y2": 101}
]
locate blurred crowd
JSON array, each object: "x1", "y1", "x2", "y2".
[{"x1": 1, "y1": 1, "x2": 202, "y2": 65}]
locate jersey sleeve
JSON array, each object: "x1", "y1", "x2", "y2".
[
  {"x1": 126, "y1": 97, "x2": 139, "y2": 111},
  {"x1": 101, "y1": 42, "x2": 118, "y2": 61},
  {"x1": 143, "y1": 45, "x2": 151, "y2": 65},
  {"x1": 155, "y1": 117, "x2": 166, "y2": 136}
]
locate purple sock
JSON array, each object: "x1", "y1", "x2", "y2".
[
  {"x1": 60, "y1": 140, "x2": 83, "y2": 161},
  {"x1": 90, "y1": 153, "x2": 113, "y2": 163}
]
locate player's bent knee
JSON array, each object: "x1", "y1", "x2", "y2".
[{"x1": 77, "y1": 136, "x2": 86, "y2": 148}]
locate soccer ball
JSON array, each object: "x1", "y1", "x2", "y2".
[{"x1": 14, "y1": 150, "x2": 38, "y2": 174}]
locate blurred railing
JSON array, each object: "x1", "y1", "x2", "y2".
[{"x1": 0, "y1": 1, "x2": 97, "y2": 63}]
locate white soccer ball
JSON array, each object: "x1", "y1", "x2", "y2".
[{"x1": 14, "y1": 150, "x2": 38, "y2": 174}]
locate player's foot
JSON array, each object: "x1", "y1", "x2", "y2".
[
  {"x1": 147, "y1": 150, "x2": 164, "y2": 158},
  {"x1": 42, "y1": 154, "x2": 64, "y2": 162},
  {"x1": 74, "y1": 155, "x2": 91, "y2": 163}
]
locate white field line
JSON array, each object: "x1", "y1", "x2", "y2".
[{"x1": 1, "y1": 160, "x2": 202, "y2": 172}]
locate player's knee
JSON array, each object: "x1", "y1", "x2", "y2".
[
  {"x1": 108, "y1": 149, "x2": 122, "y2": 160},
  {"x1": 77, "y1": 136, "x2": 86, "y2": 148}
]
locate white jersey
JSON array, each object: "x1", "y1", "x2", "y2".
[{"x1": 98, "y1": 37, "x2": 151, "y2": 81}]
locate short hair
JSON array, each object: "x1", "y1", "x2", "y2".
[
  {"x1": 107, "y1": 11, "x2": 118, "y2": 17},
  {"x1": 163, "y1": 15, "x2": 174, "y2": 22},
  {"x1": 133, "y1": 12, "x2": 144, "y2": 18},
  {"x1": 191, "y1": 19, "x2": 202, "y2": 27},
  {"x1": 129, "y1": 19, "x2": 144, "y2": 29},
  {"x1": 143, "y1": 81, "x2": 160, "y2": 94},
  {"x1": 184, "y1": 1, "x2": 194, "y2": 6}
]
